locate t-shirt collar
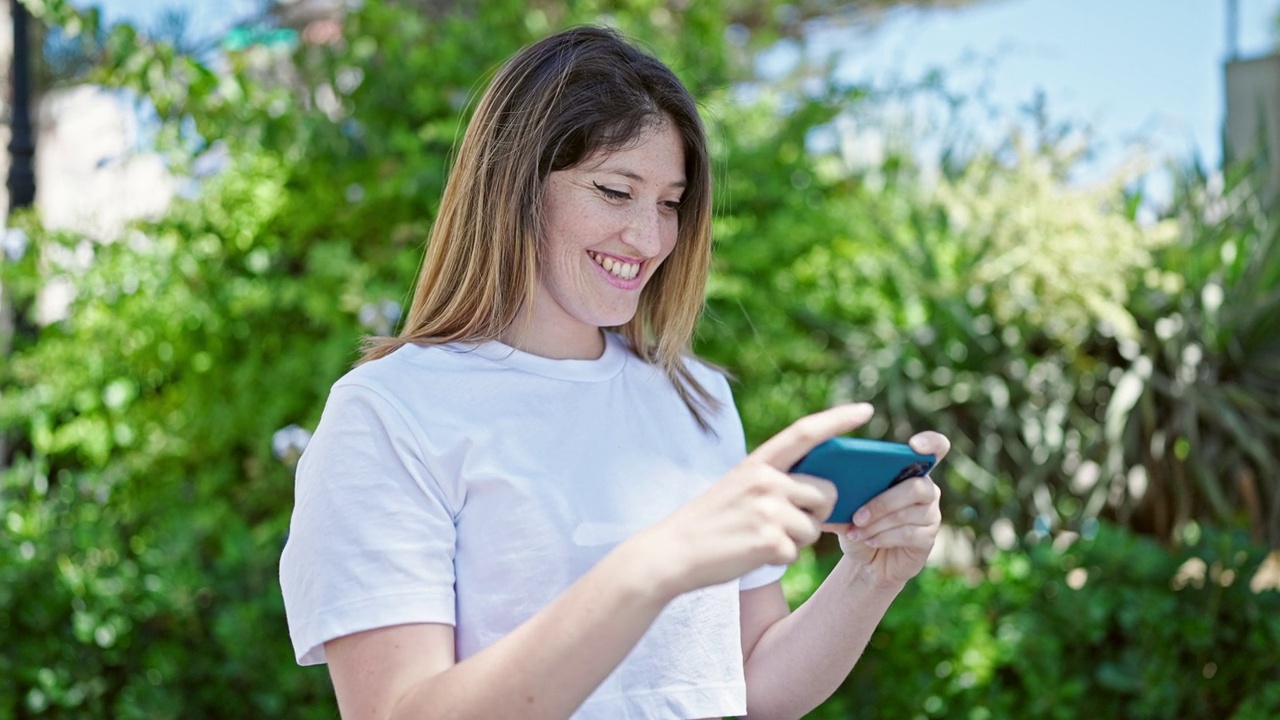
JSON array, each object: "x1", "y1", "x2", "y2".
[{"x1": 454, "y1": 331, "x2": 628, "y2": 382}]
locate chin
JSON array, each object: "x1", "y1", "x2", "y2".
[{"x1": 584, "y1": 307, "x2": 640, "y2": 330}]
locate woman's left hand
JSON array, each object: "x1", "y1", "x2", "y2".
[{"x1": 822, "y1": 431, "x2": 949, "y2": 588}]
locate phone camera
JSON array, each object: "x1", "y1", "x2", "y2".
[{"x1": 890, "y1": 461, "x2": 930, "y2": 486}]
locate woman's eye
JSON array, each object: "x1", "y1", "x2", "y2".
[
  {"x1": 662, "y1": 200, "x2": 683, "y2": 212},
  {"x1": 594, "y1": 183, "x2": 630, "y2": 201}
]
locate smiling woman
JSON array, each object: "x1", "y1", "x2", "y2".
[
  {"x1": 278, "y1": 25, "x2": 949, "y2": 720},
  {"x1": 358, "y1": 24, "x2": 720, "y2": 425}
]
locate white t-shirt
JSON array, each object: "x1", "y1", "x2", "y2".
[{"x1": 279, "y1": 332, "x2": 784, "y2": 719}]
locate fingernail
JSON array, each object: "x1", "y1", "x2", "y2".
[
  {"x1": 846, "y1": 529, "x2": 861, "y2": 541},
  {"x1": 851, "y1": 403, "x2": 874, "y2": 420},
  {"x1": 854, "y1": 508, "x2": 870, "y2": 525},
  {"x1": 865, "y1": 537, "x2": 879, "y2": 548}
]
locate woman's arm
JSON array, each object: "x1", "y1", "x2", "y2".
[
  {"x1": 326, "y1": 537, "x2": 674, "y2": 720},
  {"x1": 327, "y1": 404, "x2": 875, "y2": 720},
  {"x1": 738, "y1": 431, "x2": 949, "y2": 720},
  {"x1": 737, "y1": 560, "x2": 906, "y2": 720}
]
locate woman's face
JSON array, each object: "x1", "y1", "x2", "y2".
[{"x1": 525, "y1": 120, "x2": 686, "y2": 357}]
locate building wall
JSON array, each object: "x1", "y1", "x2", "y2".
[
  {"x1": 36, "y1": 85, "x2": 174, "y2": 240},
  {"x1": 32, "y1": 85, "x2": 175, "y2": 324},
  {"x1": 1225, "y1": 53, "x2": 1280, "y2": 204}
]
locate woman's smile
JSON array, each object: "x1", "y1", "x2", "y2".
[{"x1": 588, "y1": 251, "x2": 645, "y2": 286}]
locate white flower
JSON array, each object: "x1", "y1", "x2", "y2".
[
  {"x1": 2, "y1": 227, "x2": 29, "y2": 261},
  {"x1": 272, "y1": 424, "x2": 313, "y2": 465},
  {"x1": 381, "y1": 299, "x2": 401, "y2": 326},
  {"x1": 358, "y1": 302, "x2": 380, "y2": 329},
  {"x1": 358, "y1": 299, "x2": 402, "y2": 335}
]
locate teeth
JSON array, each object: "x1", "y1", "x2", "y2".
[{"x1": 590, "y1": 252, "x2": 640, "y2": 280}]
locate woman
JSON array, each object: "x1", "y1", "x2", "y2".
[{"x1": 280, "y1": 25, "x2": 948, "y2": 720}]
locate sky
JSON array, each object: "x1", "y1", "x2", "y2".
[
  {"x1": 809, "y1": 0, "x2": 1279, "y2": 180},
  {"x1": 77, "y1": 0, "x2": 1280, "y2": 194}
]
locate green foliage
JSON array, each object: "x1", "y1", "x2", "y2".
[
  {"x1": 691, "y1": 60, "x2": 1280, "y2": 551},
  {"x1": 1, "y1": 155, "x2": 346, "y2": 718},
  {"x1": 696, "y1": 91, "x2": 1198, "y2": 550},
  {"x1": 1107, "y1": 166, "x2": 1280, "y2": 545},
  {"x1": 787, "y1": 523, "x2": 1280, "y2": 720}
]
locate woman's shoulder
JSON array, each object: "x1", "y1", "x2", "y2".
[
  {"x1": 341, "y1": 341, "x2": 438, "y2": 382},
  {"x1": 678, "y1": 351, "x2": 733, "y2": 397},
  {"x1": 332, "y1": 341, "x2": 488, "y2": 402}
]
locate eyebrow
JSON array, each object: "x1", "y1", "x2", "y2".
[{"x1": 600, "y1": 168, "x2": 687, "y2": 190}]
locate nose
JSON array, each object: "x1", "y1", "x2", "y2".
[{"x1": 621, "y1": 205, "x2": 665, "y2": 258}]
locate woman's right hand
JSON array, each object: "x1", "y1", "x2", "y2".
[{"x1": 635, "y1": 403, "x2": 875, "y2": 598}]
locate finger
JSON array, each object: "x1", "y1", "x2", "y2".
[
  {"x1": 908, "y1": 431, "x2": 951, "y2": 462},
  {"x1": 787, "y1": 474, "x2": 838, "y2": 520},
  {"x1": 851, "y1": 476, "x2": 941, "y2": 527},
  {"x1": 751, "y1": 403, "x2": 874, "y2": 471},
  {"x1": 849, "y1": 494, "x2": 942, "y2": 541},
  {"x1": 791, "y1": 515, "x2": 825, "y2": 548},
  {"x1": 771, "y1": 501, "x2": 824, "y2": 548},
  {"x1": 860, "y1": 523, "x2": 941, "y2": 551}
]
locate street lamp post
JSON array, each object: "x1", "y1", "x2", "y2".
[
  {"x1": 2, "y1": 0, "x2": 36, "y2": 470},
  {"x1": 7, "y1": 0, "x2": 35, "y2": 209}
]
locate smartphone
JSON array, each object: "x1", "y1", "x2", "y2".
[{"x1": 790, "y1": 438, "x2": 936, "y2": 523}]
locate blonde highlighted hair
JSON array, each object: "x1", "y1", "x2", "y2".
[{"x1": 362, "y1": 26, "x2": 720, "y2": 427}]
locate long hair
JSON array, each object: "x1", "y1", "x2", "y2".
[{"x1": 362, "y1": 26, "x2": 720, "y2": 428}]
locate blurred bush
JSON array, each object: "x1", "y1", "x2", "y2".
[
  {"x1": 697, "y1": 87, "x2": 1280, "y2": 552},
  {"x1": 784, "y1": 523, "x2": 1280, "y2": 719},
  {"x1": 1107, "y1": 163, "x2": 1280, "y2": 546}
]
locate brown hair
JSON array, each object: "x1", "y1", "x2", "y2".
[{"x1": 362, "y1": 26, "x2": 720, "y2": 427}]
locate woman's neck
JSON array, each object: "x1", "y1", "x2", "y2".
[{"x1": 500, "y1": 321, "x2": 606, "y2": 360}]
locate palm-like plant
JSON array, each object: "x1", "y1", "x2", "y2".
[{"x1": 1106, "y1": 164, "x2": 1280, "y2": 546}]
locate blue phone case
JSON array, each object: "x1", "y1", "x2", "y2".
[{"x1": 790, "y1": 438, "x2": 936, "y2": 523}]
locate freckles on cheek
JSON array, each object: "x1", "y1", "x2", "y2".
[{"x1": 661, "y1": 229, "x2": 680, "y2": 263}]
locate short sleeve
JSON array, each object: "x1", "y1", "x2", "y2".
[
  {"x1": 279, "y1": 382, "x2": 459, "y2": 665},
  {"x1": 698, "y1": 368, "x2": 791, "y2": 591},
  {"x1": 738, "y1": 563, "x2": 787, "y2": 590}
]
